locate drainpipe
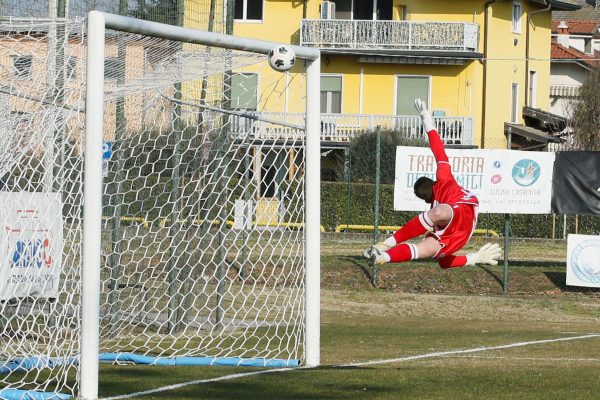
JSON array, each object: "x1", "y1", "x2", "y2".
[
  {"x1": 526, "y1": 0, "x2": 551, "y2": 108},
  {"x1": 481, "y1": 0, "x2": 498, "y2": 149},
  {"x1": 303, "y1": 0, "x2": 307, "y2": 18}
]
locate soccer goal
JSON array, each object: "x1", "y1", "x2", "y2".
[{"x1": 0, "y1": 12, "x2": 320, "y2": 399}]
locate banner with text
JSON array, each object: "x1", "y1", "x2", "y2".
[
  {"x1": 566, "y1": 234, "x2": 600, "y2": 288},
  {"x1": 394, "y1": 147, "x2": 555, "y2": 214},
  {"x1": 0, "y1": 192, "x2": 63, "y2": 301}
]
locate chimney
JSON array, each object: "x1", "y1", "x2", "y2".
[{"x1": 557, "y1": 21, "x2": 570, "y2": 48}]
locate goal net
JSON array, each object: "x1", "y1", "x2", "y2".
[{"x1": 0, "y1": 13, "x2": 320, "y2": 399}]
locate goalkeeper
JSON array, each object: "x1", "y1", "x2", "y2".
[{"x1": 364, "y1": 99, "x2": 501, "y2": 268}]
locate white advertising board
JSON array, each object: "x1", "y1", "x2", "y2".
[
  {"x1": 394, "y1": 147, "x2": 555, "y2": 214},
  {"x1": 566, "y1": 234, "x2": 600, "y2": 288},
  {"x1": 0, "y1": 192, "x2": 63, "y2": 301}
]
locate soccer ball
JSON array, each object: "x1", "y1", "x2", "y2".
[{"x1": 268, "y1": 44, "x2": 295, "y2": 72}]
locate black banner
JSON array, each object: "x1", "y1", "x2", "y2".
[{"x1": 551, "y1": 151, "x2": 600, "y2": 215}]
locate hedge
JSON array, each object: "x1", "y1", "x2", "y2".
[{"x1": 322, "y1": 181, "x2": 600, "y2": 239}]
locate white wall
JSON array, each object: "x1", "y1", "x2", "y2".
[
  {"x1": 550, "y1": 63, "x2": 589, "y2": 86},
  {"x1": 549, "y1": 63, "x2": 589, "y2": 118},
  {"x1": 550, "y1": 96, "x2": 577, "y2": 118},
  {"x1": 567, "y1": 36, "x2": 587, "y2": 53}
]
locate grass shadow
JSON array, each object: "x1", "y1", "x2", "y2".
[
  {"x1": 543, "y1": 271, "x2": 600, "y2": 293},
  {"x1": 342, "y1": 256, "x2": 376, "y2": 287},
  {"x1": 477, "y1": 265, "x2": 504, "y2": 288}
]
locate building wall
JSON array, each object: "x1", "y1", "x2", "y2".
[
  {"x1": 483, "y1": 1, "x2": 552, "y2": 148},
  {"x1": 551, "y1": 63, "x2": 589, "y2": 86},
  {"x1": 228, "y1": 0, "x2": 554, "y2": 149},
  {"x1": 549, "y1": 63, "x2": 587, "y2": 117}
]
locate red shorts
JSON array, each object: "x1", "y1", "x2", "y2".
[{"x1": 425, "y1": 203, "x2": 478, "y2": 259}]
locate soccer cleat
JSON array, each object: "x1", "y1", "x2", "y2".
[
  {"x1": 467, "y1": 243, "x2": 502, "y2": 266},
  {"x1": 363, "y1": 243, "x2": 391, "y2": 259}
]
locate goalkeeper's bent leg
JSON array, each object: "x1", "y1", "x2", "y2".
[
  {"x1": 392, "y1": 211, "x2": 434, "y2": 244},
  {"x1": 386, "y1": 243, "x2": 419, "y2": 263}
]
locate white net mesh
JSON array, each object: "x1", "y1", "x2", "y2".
[{"x1": 0, "y1": 16, "x2": 308, "y2": 398}]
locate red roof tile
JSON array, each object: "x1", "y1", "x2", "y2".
[
  {"x1": 552, "y1": 19, "x2": 599, "y2": 34},
  {"x1": 551, "y1": 41, "x2": 598, "y2": 67}
]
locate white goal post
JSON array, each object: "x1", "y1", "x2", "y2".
[
  {"x1": 0, "y1": 11, "x2": 320, "y2": 400},
  {"x1": 82, "y1": 11, "x2": 321, "y2": 399}
]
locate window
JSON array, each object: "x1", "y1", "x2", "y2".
[
  {"x1": 230, "y1": 73, "x2": 258, "y2": 110},
  {"x1": 511, "y1": 83, "x2": 519, "y2": 123},
  {"x1": 584, "y1": 38, "x2": 592, "y2": 54},
  {"x1": 395, "y1": 76, "x2": 430, "y2": 115},
  {"x1": 234, "y1": 0, "x2": 263, "y2": 21},
  {"x1": 12, "y1": 55, "x2": 32, "y2": 79},
  {"x1": 512, "y1": 2, "x2": 522, "y2": 34},
  {"x1": 528, "y1": 71, "x2": 537, "y2": 108},
  {"x1": 320, "y1": 75, "x2": 342, "y2": 113}
]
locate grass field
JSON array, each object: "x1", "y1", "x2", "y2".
[{"x1": 94, "y1": 235, "x2": 600, "y2": 400}]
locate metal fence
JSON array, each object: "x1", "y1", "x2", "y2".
[{"x1": 301, "y1": 19, "x2": 479, "y2": 52}]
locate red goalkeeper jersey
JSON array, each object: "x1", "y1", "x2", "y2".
[{"x1": 428, "y1": 130, "x2": 479, "y2": 208}]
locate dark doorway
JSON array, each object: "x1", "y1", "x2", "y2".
[
  {"x1": 377, "y1": 0, "x2": 393, "y2": 20},
  {"x1": 353, "y1": 1, "x2": 372, "y2": 19}
]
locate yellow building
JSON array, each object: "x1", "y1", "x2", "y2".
[{"x1": 227, "y1": 0, "x2": 579, "y2": 150}]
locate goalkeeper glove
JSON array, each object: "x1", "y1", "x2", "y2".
[
  {"x1": 363, "y1": 242, "x2": 391, "y2": 259},
  {"x1": 466, "y1": 243, "x2": 502, "y2": 266},
  {"x1": 414, "y1": 98, "x2": 436, "y2": 133}
]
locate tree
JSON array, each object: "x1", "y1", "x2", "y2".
[
  {"x1": 341, "y1": 129, "x2": 427, "y2": 184},
  {"x1": 134, "y1": 0, "x2": 180, "y2": 25},
  {"x1": 570, "y1": 66, "x2": 600, "y2": 150}
]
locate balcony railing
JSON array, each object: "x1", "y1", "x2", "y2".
[
  {"x1": 300, "y1": 20, "x2": 479, "y2": 52},
  {"x1": 229, "y1": 113, "x2": 474, "y2": 146}
]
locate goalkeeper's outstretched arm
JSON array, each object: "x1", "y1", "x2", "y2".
[
  {"x1": 414, "y1": 99, "x2": 448, "y2": 162},
  {"x1": 414, "y1": 99, "x2": 450, "y2": 177}
]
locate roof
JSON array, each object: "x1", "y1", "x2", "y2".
[
  {"x1": 553, "y1": 0, "x2": 600, "y2": 22},
  {"x1": 544, "y1": 0, "x2": 584, "y2": 10},
  {"x1": 527, "y1": 0, "x2": 580, "y2": 10},
  {"x1": 551, "y1": 19, "x2": 599, "y2": 34},
  {"x1": 551, "y1": 40, "x2": 599, "y2": 67}
]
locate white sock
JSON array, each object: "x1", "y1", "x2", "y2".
[{"x1": 383, "y1": 236, "x2": 397, "y2": 248}]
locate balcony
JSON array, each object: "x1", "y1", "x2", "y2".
[
  {"x1": 300, "y1": 20, "x2": 479, "y2": 53},
  {"x1": 230, "y1": 113, "x2": 474, "y2": 146}
]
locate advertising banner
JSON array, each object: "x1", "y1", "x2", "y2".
[
  {"x1": 394, "y1": 147, "x2": 555, "y2": 214},
  {"x1": 0, "y1": 192, "x2": 63, "y2": 301},
  {"x1": 566, "y1": 234, "x2": 600, "y2": 288}
]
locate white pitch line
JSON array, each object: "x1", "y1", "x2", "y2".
[
  {"x1": 101, "y1": 366, "x2": 306, "y2": 400},
  {"x1": 450, "y1": 355, "x2": 600, "y2": 362},
  {"x1": 101, "y1": 333, "x2": 600, "y2": 400},
  {"x1": 341, "y1": 333, "x2": 600, "y2": 368}
]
